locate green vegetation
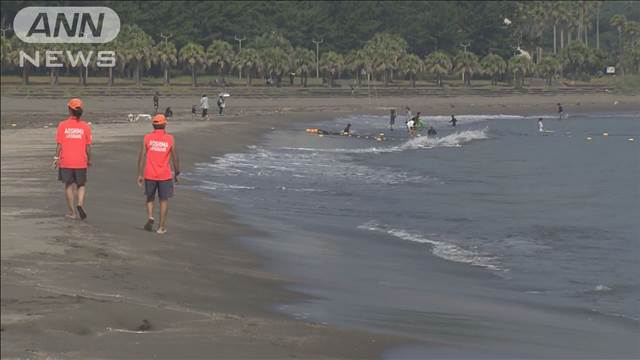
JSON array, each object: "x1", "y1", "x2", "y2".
[{"x1": 1, "y1": 1, "x2": 639, "y2": 89}]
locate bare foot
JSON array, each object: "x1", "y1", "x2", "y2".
[
  {"x1": 65, "y1": 213, "x2": 77, "y2": 219},
  {"x1": 156, "y1": 228, "x2": 167, "y2": 235}
]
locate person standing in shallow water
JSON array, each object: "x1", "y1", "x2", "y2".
[
  {"x1": 557, "y1": 103, "x2": 564, "y2": 120},
  {"x1": 390, "y1": 108, "x2": 397, "y2": 131},
  {"x1": 55, "y1": 98, "x2": 92, "y2": 220},
  {"x1": 137, "y1": 114, "x2": 180, "y2": 234},
  {"x1": 449, "y1": 115, "x2": 457, "y2": 127}
]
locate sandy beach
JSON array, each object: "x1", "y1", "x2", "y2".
[{"x1": 2, "y1": 92, "x2": 639, "y2": 358}]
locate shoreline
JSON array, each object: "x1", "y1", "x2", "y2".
[
  {"x1": 2, "y1": 94, "x2": 639, "y2": 358},
  {"x1": 1, "y1": 109, "x2": 407, "y2": 358}
]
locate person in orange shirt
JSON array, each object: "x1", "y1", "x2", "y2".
[
  {"x1": 137, "y1": 114, "x2": 180, "y2": 234},
  {"x1": 54, "y1": 98, "x2": 92, "y2": 220}
]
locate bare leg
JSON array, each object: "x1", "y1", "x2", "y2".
[
  {"x1": 146, "y1": 199, "x2": 154, "y2": 219},
  {"x1": 158, "y1": 199, "x2": 169, "y2": 231},
  {"x1": 65, "y1": 184, "x2": 76, "y2": 217},
  {"x1": 77, "y1": 185, "x2": 86, "y2": 207}
]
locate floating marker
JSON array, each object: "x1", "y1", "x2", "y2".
[
  {"x1": 629, "y1": 138, "x2": 635, "y2": 142},
  {"x1": 603, "y1": 132, "x2": 608, "y2": 136},
  {"x1": 586, "y1": 137, "x2": 593, "y2": 140}
]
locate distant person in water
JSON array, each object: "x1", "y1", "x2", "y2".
[
  {"x1": 390, "y1": 109, "x2": 396, "y2": 131},
  {"x1": 538, "y1": 118, "x2": 544, "y2": 132},
  {"x1": 164, "y1": 107, "x2": 173, "y2": 118},
  {"x1": 427, "y1": 126, "x2": 437, "y2": 136},
  {"x1": 449, "y1": 115, "x2": 457, "y2": 127},
  {"x1": 413, "y1": 112, "x2": 423, "y2": 132},
  {"x1": 557, "y1": 103, "x2": 564, "y2": 120},
  {"x1": 153, "y1": 91, "x2": 159, "y2": 112},
  {"x1": 406, "y1": 117, "x2": 415, "y2": 136},
  {"x1": 343, "y1": 123, "x2": 352, "y2": 134}
]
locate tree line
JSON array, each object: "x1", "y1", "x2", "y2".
[{"x1": 0, "y1": 2, "x2": 638, "y2": 87}]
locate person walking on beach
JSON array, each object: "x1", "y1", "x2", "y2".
[
  {"x1": 153, "y1": 91, "x2": 160, "y2": 112},
  {"x1": 557, "y1": 103, "x2": 564, "y2": 120},
  {"x1": 217, "y1": 95, "x2": 226, "y2": 116},
  {"x1": 449, "y1": 115, "x2": 457, "y2": 128},
  {"x1": 137, "y1": 114, "x2": 180, "y2": 234},
  {"x1": 390, "y1": 108, "x2": 396, "y2": 131},
  {"x1": 200, "y1": 94, "x2": 209, "y2": 120},
  {"x1": 54, "y1": 98, "x2": 92, "y2": 220}
]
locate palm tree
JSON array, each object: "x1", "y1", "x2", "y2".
[
  {"x1": 1, "y1": 35, "x2": 13, "y2": 77},
  {"x1": 509, "y1": 54, "x2": 534, "y2": 87},
  {"x1": 154, "y1": 40, "x2": 177, "y2": 86},
  {"x1": 549, "y1": 2, "x2": 563, "y2": 54},
  {"x1": 117, "y1": 25, "x2": 154, "y2": 86},
  {"x1": 424, "y1": 51, "x2": 451, "y2": 87},
  {"x1": 233, "y1": 48, "x2": 261, "y2": 86},
  {"x1": 320, "y1": 51, "x2": 344, "y2": 87},
  {"x1": 293, "y1": 47, "x2": 314, "y2": 87},
  {"x1": 537, "y1": 56, "x2": 561, "y2": 86},
  {"x1": 594, "y1": 1, "x2": 602, "y2": 49},
  {"x1": 9, "y1": 38, "x2": 37, "y2": 85},
  {"x1": 97, "y1": 40, "x2": 119, "y2": 86},
  {"x1": 345, "y1": 49, "x2": 368, "y2": 87},
  {"x1": 179, "y1": 42, "x2": 206, "y2": 87},
  {"x1": 47, "y1": 45, "x2": 67, "y2": 86},
  {"x1": 611, "y1": 15, "x2": 627, "y2": 71},
  {"x1": 481, "y1": 53, "x2": 507, "y2": 85},
  {"x1": 67, "y1": 43, "x2": 93, "y2": 86},
  {"x1": 206, "y1": 39, "x2": 234, "y2": 83},
  {"x1": 399, "y1": 53, "x2": 423, "y2": 87},
  {"x1": 454, "y1": 51, "x2": 480, "y2": 86},
  {"x1": 363, "y1": 33, "x2": 408, "y2": 86},
  {"x1": 262, "y1": 47, "x2": 289, "y2": 86}
]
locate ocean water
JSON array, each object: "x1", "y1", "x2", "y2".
[{"x1": 189, "y1": 112, "x2": 639, "y2": 358}]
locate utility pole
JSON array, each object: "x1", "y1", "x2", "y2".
[
  {"x1": 459, "y1": 41, "x2": 471, "y2": 85},
  {"x1": 460, "y1": 41, "x2": 471, "y2": 53},
  {"x1": 312, "y1": 37, "x2": 323, "y2": 79},
  {"x1": 160, "y1": 33, "x2": 172, "y2": 45},
  {"x1": 0, "y1": 26, "x2": 12, "y2": 37},
  {"x1": 234, "y1": 34, "x2": 246, "y2": 80}
]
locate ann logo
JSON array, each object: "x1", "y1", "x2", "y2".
[
  {"x1": 14, "y1": 7, "x2": 120, "y2": 43},
  {"x1": 27, "y1": 12, "x2": 105, "y2": 39}
]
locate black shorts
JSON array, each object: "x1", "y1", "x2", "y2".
[
  {"x1": 58, "y1": 168, "x2": 87, "y2": 186},
  {"x1": 144, "y1": 179, "x2": 174, "y2": 200},
  {"x1": 202, "y1": 108, "x2": 208, "y2": 117}
]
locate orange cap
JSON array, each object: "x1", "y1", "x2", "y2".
[
  {"x1": 67, "y1": 98, "x2": 84, "y2": 110},
  {"x1": 152, "y1": 114, "x2": 167, "y2": 125}
]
